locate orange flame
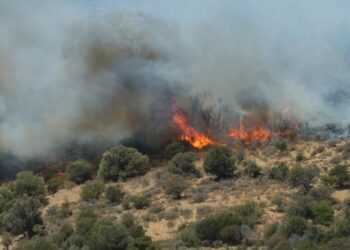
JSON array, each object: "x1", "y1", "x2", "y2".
[
  {"x1": 229, "y1": 123, "x2": 271, "y2": 144},
  {"x1": 172, "y1": 104, "x2": 222, "y2": 149}
]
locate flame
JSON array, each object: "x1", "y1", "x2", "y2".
[
  {"x1": 172, "y1": 104, "x2": 222, "y2": 149},
  {"x1": 229, "y1": 123, "x2": 271, "y2": 144}
]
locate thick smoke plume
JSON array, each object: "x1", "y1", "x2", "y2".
[{"x1": 1, "y1": 1, "x2": 350, "y2": 159}]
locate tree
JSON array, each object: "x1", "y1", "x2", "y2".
[
  {"x1": 288, "y1": 165, "x2": 316, "y2": 191},
  {"x1": 88, "y1": 219, "x2": 129, "y2": 250},
  {"x1": 244, "y1": 162, "x2": 262, "y2": 178},
  {"x1": 322, "y1": 165, "x2": 350, "y2": 188},
  {"x1": 46, "y1": 177, "x2": 63, "y2": 194},
  {"x1": 203, "y1": 146, "x2": 234, "y2": 179},
  {"x1": 283, "y1": 216, "x2": 307, "y2": 237},
  {"x1": 16, "y1": 236, "x2": 58, "y2": 250},
  {"x1": 99, "y1": 145, "x2": 149, "y2": 181},
  {"x1": 66, "y1": 160, "x2": 93, "y2": 184},
  {"x1": 105, "y1": 185, "x2": 124, "y2": 204},
  {"x1": 81, "y1": 181, "x2": 105, "y2": 201},
  {"x1": 269, "y1": 162, "x2": 289, "y2": 181},
  {"x1": 0, "y1": 196, "x2": 43, "y2": 236},
  {"x1": 310, "y1": 200, "x2": 334, "y2": 225},
  {"x1": 165, "y1": 175, "x2": 187, "y2": 199},
  {"x1": 14, "y1": 171, "x2": 46, "y2": 199},
  {"x1": 168, "y1": 152, "x2": 198, "y2": 177}
]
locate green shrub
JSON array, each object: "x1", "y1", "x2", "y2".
[
  {"x1": 98, "y1": 145, "x2": 149, "y2": 181},
  {"x1": 296, "y1": 239, "x2": 319, "y2": 250},
  {"x1": 168, "y1": 152, "x2": 198, "y2": 177},
  {"x1": 288, "y1": 165, "x2": 315, "y2": 191},
  {"x1": 234, "y1": 201, "x2": 262, "y2": 227},
  {"x1": 131, "y1": 195, "x2": 151, "y2": 209},
  {"x1": 244, "y1": 162, "x2": 262, "y2": 178},
  {"x1": 203, "y1": 146, "x2": 235, "y2": 179},
  {"x1": 269, "y1": 162, "x2": 289, "y2": 181},
  {"x1": 81, "y1": 181, "x2": 105, "y2": 201},
  {"x1": 296, "y1": 152, "x2": 306, "y2": 162},
  {"x1": 264, "y1": 223, "x2": 279, "y2": 238},
  {"x1": 66, "y1": 160, "x2": 92, "y2": 184},
  {"x1": 46, "y1": 177, "x2": 63, "y2": 194},
  {"x1": 105, "y1": 185, "x2": 124, "y2": 204},
  {"x1": 322, "y1": 237, "x2": 350, "y2": 250},
  {"x1": 272, "y1": 241, "x2": 293, "y2": 250},
  {"x1": 88, "y1": 219, "x2": 129, "y2": 250},
  {"x1": 322, "y1": 165, "x2": 350, "y2": 188},
  {"x1": 165, "y1": 175, "x2": 187, "y2": 199},
  {"x1": 14, "y1": 171, "x2": 46, "y2": 198},
  {"x1": 180, "y1": 223, "x2": 201, "y2": 247},
  {"x1": 0, "y1": 196, "x2": 43, "y2": 236},
  {"x1": 311, "y1": 200, "x2": 334, "y2": 225},
  {"x1": 219, "y1": 225, "x2": 241, "y2": 244},
  {"x1": 75, "y1": 207, "x2": 97, "y2": 236},
  {"x1": 283, "y1": 216, "x2": 307, "y2": 236},
  {"x1": 275, "y1": 140, "x2": 287, "y2": 151},
  {"x1": 58, "y1": 201, "x2": 72, "y2": 219},
  {"x1": 164, "y1": 141, "x2": 189, "y2": 159},
  {"x1": 16, "y1": 236, "x2": 58, "y2": 250}
]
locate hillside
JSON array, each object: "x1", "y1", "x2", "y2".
[{"x1": 1, "y1": 139, "x2": 350, "y2": 249}]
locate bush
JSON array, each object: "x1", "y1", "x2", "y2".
[
  {"x1": 194, "y1": 202, "x2": 261, "y2": 245},
  {"x1": 283, "y1": 216, "x2": 307, "y2": 236},
  {"x1": 288, "y1": 165, "x2": 315, "y2": 191},
  {"x1": 16, "y1": 236, "x2": 58, "y2": 250},
  {"x1": 105, "y1": 185, "x2": 124, "y2": 204},
  {"x1": 322, "y1": 237, "x2": 350, "y2": 250},
  {"x1": 131, "y1": 195, "x2": 151, "y2": 209},
  {"x1": 311, "y1": 200, "x2": 334, "y2": 225},
  {"x1": 14, "y1": 171, "x2": 46, "y2": 199},
  {"x1": 203, "y1": 146, "x2": 235, "y2": 179},
  {"x1": 46, "y1": 177, "x2": 63, "y2": 194},
  {"x1": 164, "y1": 141, "x2": 190, "y2": 159},
  {"x1": 269, "y1": 162, "x2": 289, "y2": 181},
  {"x1": 165, "y1": 175, "x2": 187, "y2": 199},
  {"x1": 322, "y1": 165, "x2": 350, "y2": 188},
  {"x1": 58, "y1": 201, "x2": 72, "y2": 219},
  {"x1": 296, "y1": 152, "x2": 306, "y2": 162},
  {"x1": 244, "y1": 162, "x2": 262, "y2": 178},
  {"x1": 81, "y1": 181, "x2": 105, "y2": 201},
  {"x1": 275, "y1": 140, "x2": 287, "y2": 151},
  {"x1": 219, "y1": 225, "x2": 241, "y2": 244},
  {"x1": 0, "y1": 196, "x2": 43, "y2": 236},
  {"x1": 168, "y1": 152, "x2": 198, "y2": 177},
  {"x1": 66, "y1": 160, "x2": 92, "y2": 184},
  {"x1": 88, "y1": 219, "x2": 129, "y2": 250},
  {"x1": 98, "y1": 145, "x2": 149, "y2": 181}
]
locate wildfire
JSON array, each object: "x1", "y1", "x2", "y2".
[
  {"x1": 172, "y1": 104, "x2": 222, "y2": 149},
  {"x1": 229, "y1": 123, "x2": 271, "y2": 144},
  {"x1": 172, "y1": 102, "x2": 299, "y2": 148}
]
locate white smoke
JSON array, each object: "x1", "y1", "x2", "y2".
[{"x1": 1, "y1": 0, "x2": 350, "y2": 158}]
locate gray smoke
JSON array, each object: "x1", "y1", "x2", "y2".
[{"x1": 1, "y1": 0, "x2": 350, "y2": 158}]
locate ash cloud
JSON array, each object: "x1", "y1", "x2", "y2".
[{"x1": 1, "y1": 0, "x2": 350, "y2": 158}]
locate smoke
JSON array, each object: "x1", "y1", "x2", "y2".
[{"x1": 1, "y1": 0, "x2": 350, "y2": 158}]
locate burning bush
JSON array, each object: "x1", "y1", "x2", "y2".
[
  {"x1": 203, "y1": 146, "x2": 235, "y2": 179},
  {"x1": 98, "y1": 145, "x2": 149, "y2": 181},
  {"x1": 66, "y1": 159, "x2": 93, "y2": 184}
]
